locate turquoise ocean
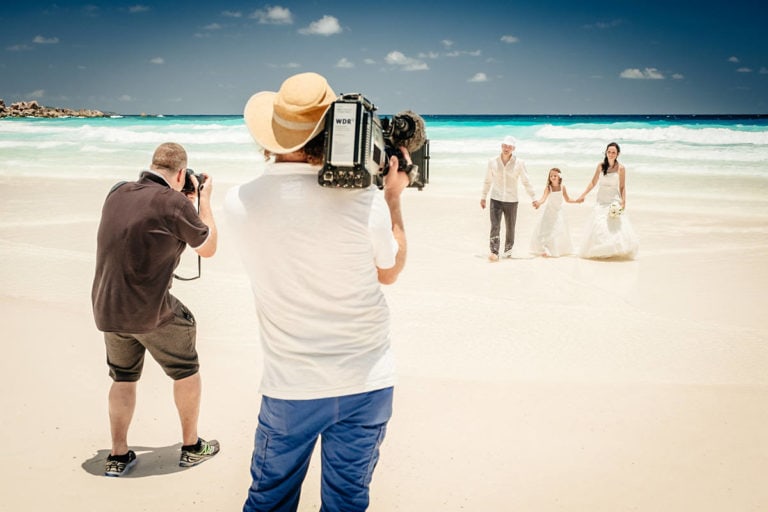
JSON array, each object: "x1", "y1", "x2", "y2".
[{"x1": 1, "y1": 114, "x2": 767, "y2": 216}]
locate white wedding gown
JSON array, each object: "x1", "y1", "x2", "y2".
[
  {"x1": 529, "y1": 189, "x2": 573, "y2": 257},
  {"x1": 579, "y1": 171, "x2": 639, "y2": 259}
]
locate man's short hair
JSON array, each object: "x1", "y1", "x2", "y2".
[
  {"x1": 152, "y1": 142, "x2": 187, "y2": 173},
  {"x1": 303, "y1": 131, "x2": 325, "y2": 164}
]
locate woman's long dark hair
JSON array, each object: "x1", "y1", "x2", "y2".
[{"x1": 601, "y1": 142, "x2": 621, "y2": 175}]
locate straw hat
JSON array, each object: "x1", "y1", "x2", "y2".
[{"x1": 244, "y1": 72, "x2": 336, "y2": 154}]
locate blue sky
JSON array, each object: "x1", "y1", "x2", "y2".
[{"x1": 1, "y1": 0, "x2": 766, "y2": 115}]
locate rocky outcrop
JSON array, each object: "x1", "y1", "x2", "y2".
[{"x1": 0, "y1": 99, "x2": 108, "y2": 118}]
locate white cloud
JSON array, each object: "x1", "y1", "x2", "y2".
[
  {"x1": 268, "y1": 62, "x2": 301, "y2": 69},
  {"x1": 336, "y1": 58, "x2": 354, "y2": 68},
  {"x1": 418, "y1": 51, "x2": 440, "y2": 59},
  {"x1": 442, "y1": 40, "x2": 454, "y2": 48},
  {"x1": 128, "y1": 5, "x2": 149, "y2": 13},
  {"x1": 671, "y1": 73, "x2": 684, "y2": 80},
  {"x1": 204, "y1": 23, "x2": 222, "y2": 30},
  {"x1": 150, "y1": 57, "x2": 164, "y2": 64},
  {"x1": 82, "y1": 5, "x2": 100, "y2": 17},
  {"x1": 583, "y1": 19, "x2": 623, "y2": 29},
  {"x1": 736, "y1": 67, "x2": 752, "y2": 73},
  {"x1": 728, "y1": 56, "x2": 739, "y2": 63},
  {"x1": 500, "y1": 35, "x2": 519, "y2": 44},
  {"x1": 760, "y1": 67, "x2": 768, "y2": 75},
  {"x1": 7, "y1": 44, "x2": 33, "y2": 51},
  {"x1": 118, "y1": 95, "x2": 133, "y2": 102},
  {"x1": 299, "y1": 15, "x2": 342, "y2": 36},
  {"x1": 385, "y1": 51, "x2": 429, "y2": 71},
  {"x1": 33, "y1": 35, "x2": 59, "y2": 44},
  {"x1": 222, "y1": 10, "x2": 242, "y2": 18},
  {"x1": 447, "y1": 49, "x2": 482, "y2": 58},
  {"x1": 363, "y1": 58, "x2": 376, "y2": 65},
  {"x1": 251, "y1": 6, "x2": 293, "y2": 24},
  {"x1": 27, "y1": 89, "x2": 45, "y2": 99},
  {"x1": 469, "y1": 73, "x2": 488, "y2": 83},
  {"x1": 620, "y1": 67, "x2": 664, "y2": 79},
  {"x1": 620, "y1": 68, "x2": 645, "y2": 79}
]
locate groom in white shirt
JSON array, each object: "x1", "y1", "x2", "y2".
[{"x1": 480, "y1": 135, "x2": 537, "y2": 261}]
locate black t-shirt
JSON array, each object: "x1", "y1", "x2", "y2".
[{"x1": 92, "y1": 172, "x2": 209, "y2": 333}]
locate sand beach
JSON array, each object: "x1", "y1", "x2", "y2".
[{"x1": 1, "y1": 160, "x2": 767, "y2": 511}]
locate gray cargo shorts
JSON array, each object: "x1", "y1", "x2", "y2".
[{"x1": 104, "y1": 298, "x2": 199, "y2": 381}]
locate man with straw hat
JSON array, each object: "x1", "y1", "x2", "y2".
[{"x1": 225, "y1": 72, "x2": 411, "y2": 511}]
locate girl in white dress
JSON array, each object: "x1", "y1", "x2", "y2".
[
  {"x1": 577, "y1": 142, "x2": 639, "y2": 259},
  {"x1": 530, "y1": 168, "x2": 580, "y2": 257}
]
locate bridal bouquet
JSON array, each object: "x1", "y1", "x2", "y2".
[{"x1": 608, "y1": 200, "x2": 624, "y2": 218}]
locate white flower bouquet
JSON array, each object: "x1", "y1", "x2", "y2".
[{"x1": 608, "y1": 200, "x2": 624, "y2": 218}]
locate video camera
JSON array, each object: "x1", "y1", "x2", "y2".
[{"x1": 319, "y1": 93, "x2": 429, "y2": 190}]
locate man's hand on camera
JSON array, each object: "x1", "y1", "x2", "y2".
[
  {"x1": 184, "y1": 174, "x2": 200, "y2": 200},
  {"x1": 187, "y1": 173, "x2": 213, "y2": 203},
  {"x1": 378, "y1": 147, "x2": 409, "y2": 285},
  {"x1": 198, "y1": 173, "x2": 212, "y2": 200},
  {"x1": 384, "y1": 147, "x2": 411, "y2": 199},
  {"x1": 192, "y1": 172, "x2": 217, "y2": 258}
]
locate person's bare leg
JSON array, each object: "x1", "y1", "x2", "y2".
[
  {"x1": 174, "y1": 373, "x2": 201, "y2": 446},
  {"x1": 109, "y1": 381, "x2": 137, "y2": 455}
]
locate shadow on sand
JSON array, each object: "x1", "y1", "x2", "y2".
[{"x1": 82, "y1": 443, "x2": 189, "y2": 478}]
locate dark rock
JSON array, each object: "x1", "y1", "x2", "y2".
[{"x1": 0, "y1": 98, "x2": 108, "y2": 118}]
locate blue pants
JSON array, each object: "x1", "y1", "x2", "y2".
[{"x1": 243, "y1": 388, "x2": 394, "y2": 512}]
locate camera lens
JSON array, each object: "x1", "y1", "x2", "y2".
[{"x1": 393, "y1": 115, "x2": 415, "y2": 138}]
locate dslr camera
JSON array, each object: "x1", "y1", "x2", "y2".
[
  {"x1": 182, "y1": 168, "x2": 206, "y2": 194},
  {"x1": 174, "y1": 169, "x2": 206, "y2": 282},
  {"x1": 319, "y1": 93, "x2": 429, "y2": 190}
]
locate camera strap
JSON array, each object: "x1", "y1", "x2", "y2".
[
  {"x1": 173, "y1": 253, "x2": 201, "y2": 281},
  {"x1": 173, "y1": 191, "x2": 202, "y2": 281}
]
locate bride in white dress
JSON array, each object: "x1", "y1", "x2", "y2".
[
  {"x1": 577, "y1": 142, "x2": 639, "y2": 259},
  {"x1": 530, "y1": 168, "x2": 580, "y2": 257}
]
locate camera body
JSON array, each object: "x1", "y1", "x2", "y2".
[
  {"x1": 319, "y1": 94, "x2": 386, "y2": 189},
  {"x1": 319, "y1": 94, "x2": 428, "y2": 190},
  {"x1": 182, "y1": 168, "x2": 206, "y2": 194}
]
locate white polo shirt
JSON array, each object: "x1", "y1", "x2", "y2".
[{"x1": 224, "y1": 162, "x2": 399, "y2": 400}]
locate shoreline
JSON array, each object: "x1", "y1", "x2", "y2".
[{"x1": 2, "y1": 108, "x2": 768, "y2": 119}]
